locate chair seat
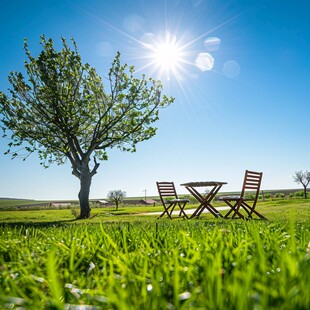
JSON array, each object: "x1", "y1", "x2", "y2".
[
  {"x1": 218, "y1": 195, "x2": 245, "y2": 201},
  {"x1": 164, "y1": 198, "x2": 190, "y2": 203}
]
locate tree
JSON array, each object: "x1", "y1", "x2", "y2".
[
  {"x1": 107, "y1": 190, "x2": 126, "y2": 210},
  {"x1": 293, "y1": 170, "x2": 310, "y2": 199},
  {"x1": 0, "y1": 36, "x2": 173, "y2": 218}
]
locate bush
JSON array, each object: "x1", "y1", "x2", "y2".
[
  {"x1": 264, "y1": 193, "x2": 271, "y2": 199},
  {"x1": 275, "y1": 192, "x2": 285, "y2": 199},
  {"x1": 245, "y1": 193, "x2": 255, "y2": 200},
  {"x1": 294, "y1": 191, "x2": 304, "y2": 197}
]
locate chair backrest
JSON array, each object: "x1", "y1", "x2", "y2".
[
  {"x1": 240, "y1": 170, "x2": 263, "y2": 207},
  {"x1": 156, "y1": 182, "x2": 178, "y2": 204}
]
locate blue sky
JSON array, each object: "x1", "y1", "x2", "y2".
[{"x1": 1, "y1": 0, "x2": 310, "y2": 200}]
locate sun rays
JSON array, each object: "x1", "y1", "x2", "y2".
[
  {"x1": 84, "y1": 5, "x2": 242, "y2": 101},
  {"x1": 137, "y1": 31, "x2": 190, "y2": 81}
]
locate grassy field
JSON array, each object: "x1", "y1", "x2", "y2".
[
  {"x1": 0, "y1": 197, "x2": 309, "y2": 224},
  {"x1": 0, "y1": 199, "x2": 309, "y2": 309}
]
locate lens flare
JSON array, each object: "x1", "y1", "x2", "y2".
[{"x1": 195, "y1": 53, "x2": 214, "y2": 71}]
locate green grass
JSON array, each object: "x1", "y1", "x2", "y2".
[{"x1": 0, "y1": 199, "x2": 310, "y2": 309}]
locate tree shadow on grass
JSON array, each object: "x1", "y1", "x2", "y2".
[{"x1": 0, "y1": 212, "x2": 158, "y2": 229}]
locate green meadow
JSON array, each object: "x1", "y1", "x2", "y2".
[{"x1": 0, "y1": 199, "x2": 309, "y2": 309}]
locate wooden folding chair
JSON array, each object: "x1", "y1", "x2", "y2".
[
  {"x1": 156, "y1": 182, "x2": 189, "y2": 219},
  {"x1": 218, "y1": 170, "x2": 267, "y2": 220}
]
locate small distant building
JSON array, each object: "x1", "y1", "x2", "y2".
[
  {"x1": 50, "y1": 202, "x2": 71, "y2": 208},
  {"x1": 96, "y1": 200, "x2": 109, "y2": 207},
  {"x1": 140, "y1": 199, "x2": 157, "y2": 205}
]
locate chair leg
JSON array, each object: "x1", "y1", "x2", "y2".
[
  {"x1": 158, "y1": 210, "x2": 171, "y2": 219},
  {"x1": 250, "y1": 209, "x2": 267, "y2": 220},
  {"x1": 158, "y1": 204, "x2": 173, "y2": 219},
  {"x1": 224, "y1": 208, "x2": 234, "y2": 218},
  {"x1": 158, "y1": 202, "x2": 188, "y2": 220},
  {"x1": 242, "y1": 202, "x2": 267, "y2": 220},
  {"x1": 157, "y1": 209, "x2": 166, "y2": 218},
  {"x1": 179, "y1": 202, "x2": 188, "y2": 219},
  {"x1": 256, "y1": 212, "x2": 267, "y2": 220},
  {"x1": 177, "y1": 202, "x2": 183, "y2": 217},
  {"x1": 232, "y1": 205, "x2": 244, "y2": 219},
  {"x1": 169, "y1": 203, "x2": 177, "y2": 217},
  {"x1": 224, "y1": 200, "x2": 244, "y2": 219},
  {"x1": 224, "y1": 201, "x2": 235, "y2": 218},
  {"x1": 240, "y1": 202, "x2": 252, "y2": 218}
]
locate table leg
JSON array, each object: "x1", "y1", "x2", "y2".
[{"x1": 187, "y1": 185, "x2": 224, "y2": 219}]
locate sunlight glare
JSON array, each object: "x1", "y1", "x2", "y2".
[
  {"x1": 148, "y1": 33, "x2": 185, "y2": 77},
  {"x1": 152, "y1": 42, "x2": 182, "y2": 70}
]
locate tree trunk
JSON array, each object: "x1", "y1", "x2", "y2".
[
  {"x1": 77, "y1": 164, "x2": 92, "y2": 219},
  {"x1": 303, "y1": 185, "x2": 307, "y2": 199},
  {"x1": 70, "y1": 157, "x2": 99, "y2": 219}
]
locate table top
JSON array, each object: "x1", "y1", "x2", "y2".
[{"x1": 181, "y1": 181, "x2": 227, "y2": 187}]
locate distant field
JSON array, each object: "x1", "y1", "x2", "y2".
[
  {"x1": 0, "y1": 199, "x2": 49, "y2": 208},
  {"x1": 0, "y1": 188, "x2": 306, "y2": 211},
  {"x1": 0, "y1": 197, "x2": 156, "y2": 210}
]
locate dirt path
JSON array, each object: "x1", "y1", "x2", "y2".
[{"x1": 139, "y1": 206, "x2": 231, "y2": 216}]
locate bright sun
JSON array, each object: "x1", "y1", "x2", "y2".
[
  {"x1": 152, "y1": 41, "x2": 183, "y2": 71},
  {"x1": 144, "y1": 32, "x2": 186, "y2": 79}
]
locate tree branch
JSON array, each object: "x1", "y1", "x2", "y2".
[{"x1": 90, "y1": 156, "x2": 100, "y2": 177}]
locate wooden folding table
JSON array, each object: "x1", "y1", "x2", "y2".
[{"x1": 181, "y1": 181, "x2": 227, "y2": 218}]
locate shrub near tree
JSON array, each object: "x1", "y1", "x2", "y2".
[{"x1": 0, "y1": 36, "x2": 173, "y2": 218}]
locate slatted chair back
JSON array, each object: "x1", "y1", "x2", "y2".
[
  {"x1": 240, "y1": 170, "x2": 263, "y2": 208},
  {"x1": 157, "y1": 182, "x2": 179, "y2": 204}
]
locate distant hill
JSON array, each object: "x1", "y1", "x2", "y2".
[{"x1": 0, "y1": 197, "x2": 32, "y2": 200}]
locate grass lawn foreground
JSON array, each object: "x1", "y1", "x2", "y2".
[{"x1": 0, "y1": 199, "x2": 309, "y2": 309}]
